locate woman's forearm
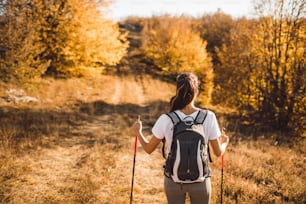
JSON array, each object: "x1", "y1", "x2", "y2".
[
  {"x1": 132, "y1": 116, "x2": 161, "y2": 155},
  {"x1": 137, "y1": 131, "x2": 151, "y2": 153},
  {"x1": 136, "y1": 131, "x2": 161, "y2": 154}
]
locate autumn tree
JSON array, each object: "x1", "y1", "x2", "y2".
[
  {"x1": 196, "y1": 12, "x2": 234, "y2": 65},
  {"x1": 141, "y1": 16, "x2": 213, "y2": 104},
  {"x1": 0, "y1": 0, "x2": 50, "y2": 82},
  {"x1": 60, "y1": 0, "x2": 128, "y2": 76},
  {"x1": 0, "y1": 0, "x2": 128, "y2": 81},
  {"x1": 253, "y1": 0, "x2": 305, "y2": 131},
  {"x1": 215, "y1": 18, "x2": 259, "y2": 107},
  {"x1": 193, "y1": 12, "x2": 235, "y2": 107},
  {"x1": 217, "y1": 0, "x2": 305, "y2": 132}
]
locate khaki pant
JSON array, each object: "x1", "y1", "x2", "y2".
[{"x1": 164, "y1": 176, "x2": 211, "y2": 204}]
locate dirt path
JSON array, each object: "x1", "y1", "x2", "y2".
[
  {"x1": 110, "y1": 75, "x2": 146, "y2": 106},
  {"x1": 99, "y1": 142, "x2": 165, "y2": 203},
  {"x1": 104, "y1": 74, "x2": 166, "y2": 203},
  {"x1": 8, "y1": 73, "x2": 168, "y2": 203}
]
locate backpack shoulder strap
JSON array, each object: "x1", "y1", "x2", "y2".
[
  {"x1": 194, "y1": 109, "x2": 208, "y2": 124},
  {"x1": 166, "y1": 111, "x2": 181, "y2": 125},
  {"x1": 162, "y1": 111, "x2": 181, "y2": 159}
]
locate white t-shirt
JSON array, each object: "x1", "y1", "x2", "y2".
[{"x1": 152, "y1": 109, "x2": 221, "y2": 153}]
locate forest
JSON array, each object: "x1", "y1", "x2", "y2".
[{"x1": 0, "y1": 0, "x2": 305, "y2": 203}]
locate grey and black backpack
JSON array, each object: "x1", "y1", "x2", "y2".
[{"x1": 163, "y1": 109, "x2": 212, "y2": 183}]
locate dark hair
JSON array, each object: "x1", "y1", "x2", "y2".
[{"x1": 170, "y1": 72, "x2": 199, "y2": 112}]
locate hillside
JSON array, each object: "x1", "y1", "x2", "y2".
[{"x1": 0, "y1": 70, "x2": 305, "y2": 203}]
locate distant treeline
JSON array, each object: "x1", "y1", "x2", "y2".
[{"x1": 0, "y1": 0, "x2": 305, "y2": 134}]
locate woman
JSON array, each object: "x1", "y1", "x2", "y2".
[{"x1": 132, "y1": 72, "x2": 229, "y2": 204}]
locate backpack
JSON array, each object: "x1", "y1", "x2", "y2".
[{"x1": 163, "y1": 109, "x2": 212, "y2": 183}]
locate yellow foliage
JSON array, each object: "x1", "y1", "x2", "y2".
[
  {"x1": 1, "y1": 0, "x2": 129, "y2": 80},
  {"x1": 141, "y1": 16, "x2": 212, "y2": 76},
  {"x1": 216, "y1": 0, "x2": 305, "y2": 132},
  {"x1": 141, "y1": 16, "x2": 213, "y2": 103},
  {"x1": 63, "y1": 0, "x2": 129, "y2": 68}
]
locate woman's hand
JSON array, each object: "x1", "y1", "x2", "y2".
[
  {"x1": 210, "y1": 128, "x2": 229, "y2": 157},
  {"x1": 132, "y1": 115, "x2": 161, "y2": 154},
  {"x1": 220, "y1": 128, "x2": 229, "y2": 145},
  {"x1": 132, "y1": 115, "x2": 142, "y2": 136}
]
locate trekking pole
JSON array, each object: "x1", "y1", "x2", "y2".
[
  {"x1": 130, "y1": 134, "x2": 138, "y2": 204},
  {"x1": 220, "y1": 127, "x2": 225, "y2": 204},
  {"x1": 220, "y1": 154, "x2": 224, "y2": 204}
]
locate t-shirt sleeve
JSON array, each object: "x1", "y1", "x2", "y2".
[
  {"x1": 152, "y1": 114, "x2": 171, "y2": 140},
  {"x1": 206, "y1": 111, "x2": 221, "y2": 140}
]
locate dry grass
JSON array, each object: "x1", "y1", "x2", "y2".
[
  {"x1": 0, "y1": 73, "x2": 305, "y2": 203},
  {"x1": 209, "y1": 140, "x2": 305, "y2": 203}
]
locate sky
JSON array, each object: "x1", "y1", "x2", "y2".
[{"x1": 108, "y1": 0, "x2": 256, "y2": 21}]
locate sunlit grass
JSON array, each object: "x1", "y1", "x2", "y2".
[
  {"x1": 209, "y1": 140, "x2": 305, "y2": 203},
  {"x1": 0, "y1": 74, "x2": 305, "y2": 203}
]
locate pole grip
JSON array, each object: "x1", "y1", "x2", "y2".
[{"x1": 133, "y1": 135, "x2": 138, "y2": 155}]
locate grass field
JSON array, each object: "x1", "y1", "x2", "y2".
[{"x1": 0, "y1": 72, "x2": 305, "y2": 203}]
